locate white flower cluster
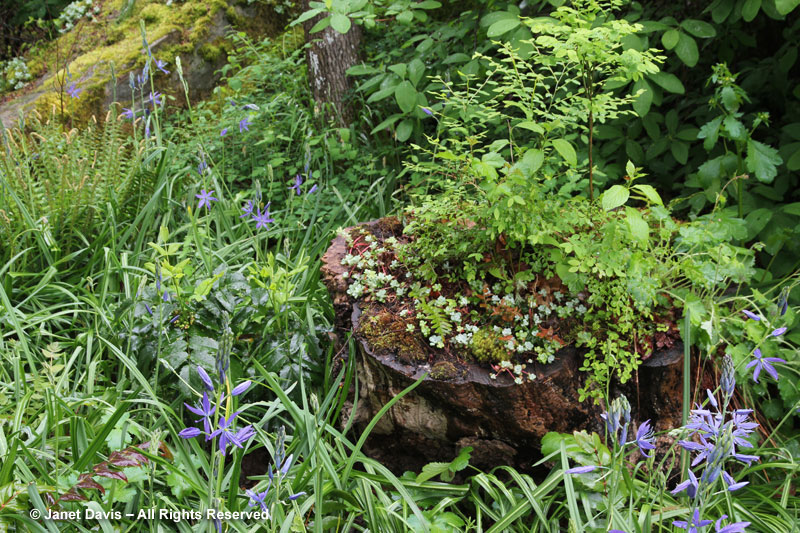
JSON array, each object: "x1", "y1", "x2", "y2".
[
  {"x1": 1, "y1": 58, "x2": 32, "y2": 91},
  {"x1": 56, "y1": 0, "x2": 101, "y2": 33}
]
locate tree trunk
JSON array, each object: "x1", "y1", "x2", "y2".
[
  {"x1": 302, "y1": 1, "x2": 361, "y2": 125},
  {"x1": 321, "y1": 218, "x2": 686, "y2": 474}
]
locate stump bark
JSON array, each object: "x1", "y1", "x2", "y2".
[{"x1": 321, "y1": 218, "x2": 684, "y2": 473}]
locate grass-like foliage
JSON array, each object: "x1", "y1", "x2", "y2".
[{"x1": 0, "y1": 2, "x2": 798, "y2": 532}]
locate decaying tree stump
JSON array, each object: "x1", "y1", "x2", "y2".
[{"x1": 321, "y1": 218, "x2": 684, "y2": 473}]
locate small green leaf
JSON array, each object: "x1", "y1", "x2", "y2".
[
  {"x1": 744, "y1": 208, "x2": 774, "y2": 239},
  {"x1": 680, "y1": 19, "x2": 717, "y2": 38},
  {"x1": 776, "y1": 0, "x2": 800, "y2": 15},
  {"x1": 632, "y1": 79, "x2": 653, "y2": 117},
  {"x1": 551, "y1": 138, "x2": 577, "y2": 166},
  {"x1": 661, "y1": 29, "x2": 679, "y2": 50},
  {"x1": 626, "y1": 207, "x2": 649, "y2": 246},
  {"x1": 395, "y1": 119, "x2": 413, "y2": 142},
  {"x1": 648, "y1": 72, "x2": 684, "y2": 94},
  {"x1": 671, "y1": 141, "x2": 689, "y2": 164},
  {"x1": 742, "y1": 0, "x2": 762, "y2": 21},
  {"x1": 309, "y1": 16, "x2": 331, "y2": 33},
  {"x1": 394, "y1": 81, "x2": 417, "y2": 113},
  {"x1": 487, "y1": 18, "x2": 520, "y2": 38},
  {"x1": 330, "y1": 13, "x2": 351, "y2": 33},
  {"x1": 396, "y1": 10, "x2": 414, "y2": 24},
  {"x1": 602, "y1": 185, "x2": 630, "y2": 211},
  {"x1": 632, "y1": 184, "x2": 664, "y2": 205},
  {"x1": 786, "y1": 146, "x2": 800, "y2": 170},
  {"x1": 408, "y1": 58, "x2": 425, "y2": 87},
  {"x1": 674, "y1": 32, "x2": 699, "y2": 67},
  {"x1": 522, "y1": 148, "x2": 544, "y2": 174}
]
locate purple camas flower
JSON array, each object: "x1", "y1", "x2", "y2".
[
  {"x1": 144, "y1": 303, "x2": 153, "y2": 315},
  {"x1": 771, "y1": 327, "x2": 787, "y2": 337},
  {"x1": 745, "y1": 348, "x2": 785, "y2": 383},
  {"x1": 673, "y1": 509, "x2": 712, "y2": 533},
  {"x1": 670, "y1": 468, "x2": 700, "y2": 498},
  {"x1": 635, "y1": 420, "x2": 656, "y2": 458},
  {"x1": 252, "y1": 204, "x2": 275, "y2": 229},
  {"x1": 185, "y1": 391, "x2": 216, "y2": 435},
  {"x1": 239, "y1": 117, "x2": 252, "y2": 132},
  {"x1": 196, "y1": 365, "x2": 215, "y2": 392},
  {"x1": 231, "y1": 381, "x2": 251, "y2": 396},
  {"x1": 122, "y1": 107, "x2": 135, "y2": 120},
  {"x1": 308, "y1": 184, "x2": 318, "y2": 194},
  {"x1": 720, "y1": 354, "x2": 736, "y2": 405},
  {"x1": 179, "y1": 427, "x2": 203, "y2": 439},
  {"x1": 721, "y1": 471, "x2": 749, "y2": 492},
  {"x1": 565, "y1": 465, "x2": 596, "y2": 474},
  {"x1": 601, "y1": 394, "x2": 631, "y2": 446},
  {"x1": 421, "y1": 107, "x2": 433, "y2": 116},
  {"x1": 240, "y1": 200, "x2": 255, "y2": 218},
  {"x1": 149, "y1": 91, "x2": 163, "y2": 106},
  {"x1": 66, "y1": 82, "x2": 83, "y2": 99},
  {"x1": 197, "y1": 160, "x2": 208, "y2": 175},
  {"x1": 155, "y1": 59, "x2": 170, "y2": 74},
  {"x1": 245, "y1": 488, "x2": 270, "y2": 514},
  {"x1": 196, "y1": 189, "x2": 218, "y2": 210},
  {"x1": 714, "y1": 515, "x2": 751, "y2": 533},
  {"x1": 290, "y1": 175, "x2": 303, "y2": 195},
  {"x1": 220, "y1": 128, "x2": 228, "y2": 136},
  {"x1": 210, "y1": 412, "x2": 255, "y2": 455},
  {"x1": 742, "y1": 310, "x2": 760, "y2": 321}
]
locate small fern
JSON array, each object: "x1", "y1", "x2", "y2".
[{"x1": 417, "y1": 299, "x2": 452, "y2": 338}]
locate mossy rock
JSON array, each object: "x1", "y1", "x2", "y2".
[
  {"x1": 356, "y1": 305, "x2": 427, "y2": 365},
  {"x1": 0, "y1": 0, "x2": 290, "y2": 126}
]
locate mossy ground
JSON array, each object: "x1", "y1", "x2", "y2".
[
  {"x1": 357, "y1": 305, "x2": 428, "y2": 365},
  {"x1": 2, "y1": 0, "x2": 288, "y2": 124}
]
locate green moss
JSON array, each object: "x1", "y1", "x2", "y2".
[
  {"x1": 199, "y1": 42, "x2": 225, "y2": 63},
  {"x1": 470, "y1": 328, "x2": 511, "y2": 364},
  {"x1": 7, "y1": 0, "x2": 278, "y2": 124},
  {"x1": 358, "y1": 307, "x2": 427, "y2": 364},
  {"x1": 430, "y1": 361, "x2": 461, "y2": 381}
]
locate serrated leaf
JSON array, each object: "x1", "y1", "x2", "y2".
[
  {"x1": 697, "y1": 116, "x2": 723, "y2": 151},
  {"x1": 602, "y1": 185, "x2": 630, "y2": 211},
  {"x1": 551, "y1": 138, "x2": 577, "y2": 166},
  {"x1": 648, "y1": 72, "x2": 684, "y2": 94},
  {"x1": 723, "y1": 116, "x2": 747, "y2": 141},
  {"x1": 674, "y1": 32, "x2": 699, "y2": 67},
  {"x1": 680, "y1": 19, "x2": 717, "y2": 38},
  {"x1": 394, "y1": 81, "x2": 417, "y2": 113},
  {"x1": 746, "y1": 139, "x2": 782, "y2": 183}
]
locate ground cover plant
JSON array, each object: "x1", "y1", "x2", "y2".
[{"x1": 0, "y1": 0, "x2": 799, "y2": 532}]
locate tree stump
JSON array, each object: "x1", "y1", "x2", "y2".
[{"x1": 321, "y1": 218, "x2": 684, "y2": 473}]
